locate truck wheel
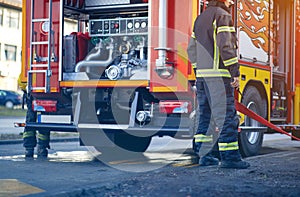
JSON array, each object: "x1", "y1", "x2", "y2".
[
  {"x1": 5, "y1": 100, "x2": 14, "y2": 109},
  {"x1": 239, "y1": 86, "x2": 266, "y2": 157},
  {"x1": 94, "y1": 132, "x2": 152, "y2": 154},
  {"x1": 93, "y1": 133, "x2": 152, "y2": 162},
  {"x1": 114, "y1": 132, "x2": 152, "y2": 152}
]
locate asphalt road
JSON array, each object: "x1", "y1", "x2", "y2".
[
  {"x1": 1, "y1": 133, "x2": 300, "y2": 197},
  {"x1": 0, "y1": 135, "x2": 193, "y2": 197}
]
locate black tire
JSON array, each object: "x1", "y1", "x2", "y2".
[
  {"x1": 95, "y1": 132, "x2": 152, "y2": 153},
  {"x1": 93, "y1": 133, "x2": 152, "y2": 161},
  {"x1": 239, "y1": 86, "x2": 267, "y2": 157},
  {"x1": 114, "y1": 132, "x2": 152, "y2": 152}
]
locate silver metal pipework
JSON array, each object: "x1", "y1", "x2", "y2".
[{"x1": 75, "y1": 43, "x2": 114, "y2": 73}]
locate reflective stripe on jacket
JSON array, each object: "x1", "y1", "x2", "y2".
[{"x1": 187, "y1": 1, "x2": 239, "y2": 78}]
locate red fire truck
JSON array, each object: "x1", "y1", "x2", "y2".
[{"x1": 19, "y1": 0, "x2": 300, "y2": 156}]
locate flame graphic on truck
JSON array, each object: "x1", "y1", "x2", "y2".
[{"x1": 237, "y1": 0, "x2": 271, "y2": 53}]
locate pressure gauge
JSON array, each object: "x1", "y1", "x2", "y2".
[
  {"x1": 141, "y1": 21, "x2": 147, "y2": 28},
  {"x1": 127, "y1": 22, "x2": 133, "y2": 29},
  {"x1": 135, "y1": 22, "x2": 140, "y2": 29}
]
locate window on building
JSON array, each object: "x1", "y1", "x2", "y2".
[
  {"x1": 6, "y1": 10, "x2": 19, "y2": 29},
  {"x1": 0, "y1": 9, "x2": 3, "y2": 26},
  {"x1": 4, "y1": 44, "x2": 17, "y2": 61}
]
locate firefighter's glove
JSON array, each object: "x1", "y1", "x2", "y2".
[{"x1": 231, "y1": 77, "x2": 240, "y2": 88}]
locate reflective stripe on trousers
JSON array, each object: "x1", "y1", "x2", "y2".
[
  {"x1": 194, "y1": 134, "x2": 213, "y2": 143},
  {"x1": 218, "y1": 141, "x2": 239, "y2": 151}
]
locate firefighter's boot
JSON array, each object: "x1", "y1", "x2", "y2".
[
  {"x1": 25, "y1": 148, "x2": 34, "y2": 159},
  {"x1": 37, "y1": 145, "x2": 48, "y2": 159},
  {"x1": 199, "y1": 154, "x2": 219, "y2": 166},
  {"x1": 219, "y1": 150, "x2": 250, "y2": 169},
  {"x1": 220, "y1": 160, "x2": 250, "y2": 169}
]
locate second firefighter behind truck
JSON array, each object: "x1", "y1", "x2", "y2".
[
  {"x1": 187, "y1": 0, "x2": 250, "y2": 169},
  {"x1": 18, "y1": 74, "x2": 50, "y2": 159}
]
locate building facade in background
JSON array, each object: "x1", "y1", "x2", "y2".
[
  {"x1": 0, "y1": 0, "x2": 77, "y2": 91},
  {"x1": 0, "y1": 0, "x2": 22, "y2": 91}
]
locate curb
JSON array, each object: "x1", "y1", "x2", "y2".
[{"x1": 0, "y1": 137, "x2": 79, "y2": 145}]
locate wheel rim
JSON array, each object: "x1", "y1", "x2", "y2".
[
  {"x1": 5, "y1": 101, "x2": 13, "y2": 108},
  {"x1": 245, "y1": 101, "x2": 260, "y2": 145}
]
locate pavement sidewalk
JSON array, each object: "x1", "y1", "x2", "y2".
[{"x1": 0, "y1": 116, "x2": 78, "y2": 145}]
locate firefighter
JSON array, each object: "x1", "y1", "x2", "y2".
[
  {"x1": 18, "y1": 74, "x2": 50, "y2": 159},
  {"x1": 187, "y1": 0, "x2": 250, "y2": 169}
]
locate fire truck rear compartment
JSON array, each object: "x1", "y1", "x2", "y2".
[{"x1": 63, "y1": 2, "x2": 149, "y2": 81}]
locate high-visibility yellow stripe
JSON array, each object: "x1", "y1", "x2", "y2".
[
  {"x1": 196, "y1": 69, "x2": 231, "y2": 78},
  {"x1": 38, "y1": 133, "x2": 49, "y2": 141},
  {"x1": 218, "y1": 141, "x2": 239, "y2": 151},
  {"x1": 213, "y1": 20, "x2": 219, "y2": 70},
  {"x1": 192, "y1": 63, "x2": 197, "y2": 68},
  {"x1": 191, "y1": 32, "x2": 196, "y2": 38},
  {"x1": 217, "y1": 26, "x2": 236, "y2": 34},
  {"x1": 23, "y1": 131, "x2": 36, "y2": 138},
  {"x1": 194, "y1": 134, "x2": 213, "y2": 143},
  {"x1": 223, "y1": 57, "x2": 238, "y2": 67}
]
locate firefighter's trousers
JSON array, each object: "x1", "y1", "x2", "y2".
[
  {"x1": 194, "y1": 77, "x2": 242, "y2": 161},
  {"x1": 22, "y1": 94, "x2": 50, "y2": 149},
  {"x1": 23, "y1": 130, "x2": 50, "y2": 149}
]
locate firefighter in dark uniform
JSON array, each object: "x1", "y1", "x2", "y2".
[
  {"x1": 187, "y1": 0, "x2": 250, "y2": 169},
  {"x1": 18, "y1": 75, "x2": 50, "y2": 159}
]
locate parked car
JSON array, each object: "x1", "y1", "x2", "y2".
[{"x1": 0, "y1": 89, "x2": 22, "y2": 108}]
